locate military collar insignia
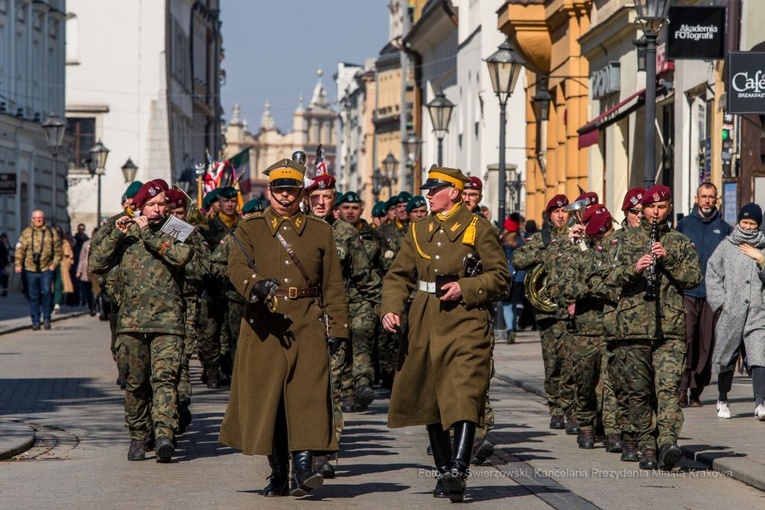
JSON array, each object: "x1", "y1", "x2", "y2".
[{"x1": 450, "y1": 222, "x2": 461, "y2": 232}]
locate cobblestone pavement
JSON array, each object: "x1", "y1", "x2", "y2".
[{"x1": 1, "y1": 316, "x2": 764, "y2": 509}]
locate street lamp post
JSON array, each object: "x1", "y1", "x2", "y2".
[
  {"x1": 403, "y1": 133, "x2": 423, "y2": 192},
  {"x1": 485, "y1": 41, "x2": 525, "y2": 344},
  {"x1": 382, "y1": 152, "x2": 399, "y2": 198},
  {"x1": 121, "y1": 158, "x2": 138, "y2": 184},
  {"x1": 485, "y1": 41, "x2": 525, "y2": 232},
  {"x1": 42, "y1": 113, "x2": 67, "y2": 224},
  {"x1": 89, "y1": 140, "x2": 110, "y2": 224},
  {"x1": 633, "y1": 0, "x2": 671, "y2": 189},
  {"x1": 426, "y1": 89, "x2": 454, "y2": 167}
]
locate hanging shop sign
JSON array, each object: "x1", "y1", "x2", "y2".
[
  {"x1": 727, "y1": 52, "x2": 765, "y2": 114},
  {"x1": 667, "y1": 6, "x2": 726, "y2": 60}
]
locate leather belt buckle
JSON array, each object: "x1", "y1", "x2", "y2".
[{"x1": 288, "y1": 287, "x2": 298, "y2": 299}]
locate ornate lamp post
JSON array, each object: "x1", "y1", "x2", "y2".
[
  {"x1": 121, "y1": 158, "x2": 138, "y2": 184},
  {"x1": 42, "y1": 112, "x2": 67, "y2": 158},
  {"x1": 532, "y1": 77, "x2": 552, "y2": 123},
  {"x1": 403, "y1": 133, "x2": 423, "y2": 192},
  {"x1": 89, "y1": 140, "x2": 109, "y2": 224},
  {"x1": 633, "y1": 0, "x2": 671, "y2": 188},
  {"x1": 382, "y1": 152, "x2": 399, "y2": 197},
  {"x1": 426, "y1": 89, "x2": 454, "y2": 167}
]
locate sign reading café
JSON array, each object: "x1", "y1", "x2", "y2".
[{"x1": 727, "y1": 52, "x2": 765, "y2": 115}]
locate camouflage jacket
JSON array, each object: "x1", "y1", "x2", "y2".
[
  {"x1": 357, "y1": 219, "x2": 395, "y2": 278},
  {"x1": 511, "y1": 226, "x2": 571, "y2": 321},
  {"x1": 377, "y1": 219, "x2": 405, "y2": 260},
  {"x1": 183, "y1": 229, "x2": 212, "y2": 339},
  {"x1": 210, "y1": 234, "x2": 245, "y2": 304},
  {"x1": 199, "y1": 214, "x2": 239, "y2": 294},
  {"x1": 332, "y1": 219, "x2": 382, "y2": 307},
  {"x1": 89, "y1": 221, "x2": 193, "y2": 335},
  {"x1": 15, "y1": 225, "x2": 62, "y2": 272},
  {"x1": 604, "y1": 219, "x2": 702, "y2": 341},
  {"x1": 90, "y1": 213, "x2": 122, "y2": 299}
]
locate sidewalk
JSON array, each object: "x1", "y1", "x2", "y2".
[
  {"x1": 492, "y1": 331, "x2": 765, "y2": 492},
  {"x1": 1, "y1": 288, "x2": 90, "y2": 453}
]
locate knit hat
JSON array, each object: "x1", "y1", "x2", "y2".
[
  {"x1": 405, "y1": 195, "x2": 427, "y2": 213},
  {"x1": 165, "y1": 189, "x2": 187, "y2": 209},
  {"x1": 738, "y1": 202, "x2": 762, "y2": 227},
  {"x1": 132, "y1": 179, "x2": 169, "y2": 209},
  {"x1": 546, "y1": 194, "x2": 569, "y2": 212},
  {"x1": 641, "y1": 184, "x2": 672, "y2": 206},
  {"x1": 504, "y1": 217, "x2": 520, "y2": 232},
  {"x1": 584, "y1": 209, "x2": 614, "y2": 236},
  {"x1": 621, "y1": 187, "x2": 645, "y2": 211}
]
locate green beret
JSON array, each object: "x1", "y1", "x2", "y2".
[
  {"x1": 336, "y1": 191, "x2": 362, "y2": 206},
  {"x1": 242, "y1": 199, "x2": 264, "y2": 214},
  {"x1": 334, "y1": 192, "x2": 347, "y2": 208},
  {"x1": 217, "y1": 186, "x2": 238, "y2": 199},
  {"x1": 372, "y1": 201, "x2": 386, "y2": 218},
  {"x1": 406, "y1": 195, "x2": 427, "y2": 213},
  {"x1": 397, "y1": 191, "x2": 413, "y2": 203},
  {"x1": 121, "y1": 181, "x2": 143, "y2": 203},
  {"x1": 202, "y1": 188, "x2": 221, "y2": 209},
  {"x1": 384, "y1": 197, "x2": 397, "y2": 210}
]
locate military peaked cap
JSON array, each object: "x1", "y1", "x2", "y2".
[{"x1": 420, "y1": 165, "x2": 470, "y2": 191}]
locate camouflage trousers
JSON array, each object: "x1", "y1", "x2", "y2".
[
  {"x1": 601, "y1": 345, "x2": 626, "y2": 435},
  {"x1": 109, "y1": 302, "x2": 120, "y2": 365},
  {"x1": 538, "y1": 318, "x2": 576, "y2": 417},
  {"x1": 116, "y1": 333, "x2": 183, "y2": 441},
  {"x1": 197, "y1": 296, "x2": 223, "y2": 376},
  {"x1": 346, "y1": 303, "x2": 376, "y2": 389},
  {"x1": 610, "y1": 338, "x2": 686, "y2": 451},
  {"x1": 572, "y1": 335, "x2": 604, "y2": 428},
  {"x1": 330, "y1": 340, "x2": 348, "y2": 442},
  {"x1": 220, "y1": 297, "x2": 244, "y2": 375},
  {"x1": 178, "y1": 294, "x2": 200, "y2": 404}
]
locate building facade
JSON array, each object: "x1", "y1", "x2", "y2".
[{"x1": 0, "y1": 0, "x2": 68, "y2": 242}]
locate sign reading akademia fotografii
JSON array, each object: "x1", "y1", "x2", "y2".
[{"x1": 667, "y1": 6, "x2": 726, "y2": 60}]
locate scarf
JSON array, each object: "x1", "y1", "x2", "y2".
[
  {"x1": 728, "y1": 225, "x2": 765, "y2": 249},
  {"x1": 218, "y1": 211, "x2": 238, "y2": 229}
]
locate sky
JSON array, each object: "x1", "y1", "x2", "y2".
[{"x1": 220, "y1": 0, "x2": 391, "y2": 133}]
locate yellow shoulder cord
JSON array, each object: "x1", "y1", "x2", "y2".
[
  {"x1": 411, "y1": 222, "x2": 431, "y2": 260},
  {"x1": 462, "y1": 216, "x2": 478, "y2": 247}
]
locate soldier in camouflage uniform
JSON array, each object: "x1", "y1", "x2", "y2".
[
  {"x1": 198, "y1": 187, "x2": 241, "y2": 388},
  {"x1": 15, "y1": 210, "x2": 62, "y2": 330},
  {"x1": 89, "y1": 179, "x2": 193, "y2": 463},
  {"x1": 307, "y1": 175, "x2": 381, "y2": 479},
  {"x1": 512, "y1": 195, "x2": 578, "y2": 433},
  {"x1": 371, "y1": 201, "x2": 387, "y2": 228},
  {"x1": 603, "y1": 184, "x2": 702, "y2": 470}
]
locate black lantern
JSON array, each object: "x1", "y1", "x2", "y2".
[
  {"x1": 634, "y1": 0, "x2": 672, "y2": 31},
  {"x1": 634, "y1": 36, "x2": 648, "y2": 72},
  {"x1": 41, "y1": 112, "x2": 67, "y2": 158},
  {"x1": 426, "y1": 90, "x2": 455, "y2": 166},
  {"x1": 532, "y1": 77, "x2": 552, "y2": 122},
  {"x1": 382, "y1": 152, "x2": 399, "y2": 177},
  {"x1": 484, "y1": 41, "x2": 526, "y2": 106},
  {"x1": 89, "y1": 140, "x2": 109, "y2": 177},
  {"x1": 121, "y1": 158, "x2": 138, "y2": 184},
  {"x1": 403, "y1": 133, "x2": 423, "y2": 163}
]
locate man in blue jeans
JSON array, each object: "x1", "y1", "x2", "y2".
[{"x1": 14, "y1": 210, "x2": 62, "y2": 330}]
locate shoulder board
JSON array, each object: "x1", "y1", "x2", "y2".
[{"x1": 243, "y1": 213, "x2": 266, "y2": 223}]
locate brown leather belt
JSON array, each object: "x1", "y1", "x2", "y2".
[{"x1": 274, "y1": 287, "x2": 320, "y2": 299}]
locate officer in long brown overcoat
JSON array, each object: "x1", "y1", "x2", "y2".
[
  {"x1": 219, "y1": 159, "x2": 349, "y2": 498},
  {"x1": 381, "y1": 165, "x2": 511, "y2": 502}
]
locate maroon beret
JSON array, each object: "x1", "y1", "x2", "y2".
[
  {"x1": 465, "y1": 176, "x2": 483, "y2": 191},
  {"x1": 641, "y1": 184, "x2": 672, "y2": 206},
  {"x1": 546, "y1": 194, "x2": 569, "y2": 212},
  {"x1": 133, "y1": 179, "x2": 169, "y2": 209},
  {"x1": 576, "y1": 191, "x2": 599, "y2": 207},
  {"x1": 305, "y1": 173, "x2": 336, "y2": 193},
  {"x1": 582, "y1": 204, "x2": 607, "y2": 224},
  {"x1": 585, "y1": 209, "x2": 613, "y2": 236},
  {"x1": 621, "y1": 187, "x2": 645, "y2": 211},
  {"x1": 165, "y1": 189, "x2": 187, "y2": 210}
]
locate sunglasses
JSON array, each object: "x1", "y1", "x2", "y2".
[{"x1": 628, "y1": 208, "x2": 643, "y2": 215}]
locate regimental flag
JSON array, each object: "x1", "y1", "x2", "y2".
[
  {"x1": 229, "y1": 148, "x2": 252, "y2": 194},
  {"x1": 314, "y1": 144, "x2": 327, "y2": 176}
]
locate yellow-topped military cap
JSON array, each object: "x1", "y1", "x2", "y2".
[
  {"x1": 420, "y1": 165, "x2": 470, "y2": 191},
  {"x1": 264, "y1": 159, "x2": 306, "y2": 188}
]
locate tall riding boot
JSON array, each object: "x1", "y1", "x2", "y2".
[
  {"x1": 290, "y1": 451, "x2": 323, "y2": 497},
  {"x1": 442, "y1": 421, "x2": 476, "y2": 502},
  {"x1": 427, "y1": 423, "x2": 453, "y2": 498},
  {"x1": 263, "y1": 430, "x2": 290, "y2": 497}
]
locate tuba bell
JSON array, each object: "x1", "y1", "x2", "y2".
[{"x1": 524, "y1": 263, "x2": 558, "y2": 313}]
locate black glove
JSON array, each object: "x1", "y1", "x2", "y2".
[
  {"x1": 250, "y1": 278, "x2": 280, "y2": 304},
  {"x1": 327, "y1": 337, "x2": 345, "y2": 356}
]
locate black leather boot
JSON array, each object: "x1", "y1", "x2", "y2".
[
  {"x1": 577, "y1": 426, "x2": 595, "y2": 449},
  {"x1": 127, "y1": 439, "x2": 147, "y2": 461},
  {"x1": 427, "y1": 423, "x2": 452, "y2": 498},
  {"x1": 442, "y1": 421, "x2": 475, "y2": 503},
  {"x1": 290, "y1": 451, "x2": 323, "y2": 496},
  {"x1": 178, "y1": 401, "x2": 192, "y2": 436},
  {"x1": 621, "y1": 439, "x2": 639, "y2": 462},
  {"x1": 605, "y1": 433, "x2": 624, "y2": 453},
  {"x1": 639, "y1": 448, "x2": 658, "y2": 470},
  {"x1": 263, "y1": 444, "x2": 290, "y2": 497}
]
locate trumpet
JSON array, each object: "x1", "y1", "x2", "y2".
[
  {"x1": 563, "y1": 198, "x2": 589, "y2": 251},
  {"x1": 173, "y1": 185, "x2": 207, "y2": 226}
]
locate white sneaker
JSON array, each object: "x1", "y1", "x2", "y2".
[
  {"x1": 53, "y1": 304, "x2": 60, "y2": 314},
  {"x1": 716, "y1": 401, "x2": 731, "y2": 419},
  {"x1": 755, "y1": 404, "x2": 765, "y2": 421}
]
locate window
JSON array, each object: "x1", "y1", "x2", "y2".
[{"x1": 67, "y1": 117, "x2": 96, "y2": 169}]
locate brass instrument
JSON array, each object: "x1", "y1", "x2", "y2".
[
  {"x1": 645, "y1": 221, "x2": 658, "y2": 301},
  {"x1": 173, "y1": 185, "x2": 207, "y2": 226},
  {"x1": 524, "y1": 263, "x2": 558, "y2": 313},
  {"x1": 563, "y1": 198, "x2": 589, "y2": 251}
]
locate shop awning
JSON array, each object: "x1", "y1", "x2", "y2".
[{"x1": 577, "y1": 89, "x2": 646, "y2": 149}]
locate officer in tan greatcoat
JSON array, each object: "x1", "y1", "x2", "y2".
[
  {"x1": 219, "y1": 159, "x2": 349, "y2": 499},
  {"x1": 381, "y1": 165, "x2": 511, "y2": 502}
]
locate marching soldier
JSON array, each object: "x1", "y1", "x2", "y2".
[
  {"x1": 512, "y1": 195, "x2": 578, "y2": 433},
  {"x1": 219, "y1": 159, "x2": 349, "y2": 497},
  {"x1": 381, "y1": 165, "x2": 511, "y2": 502},
  {"x1": 604, "y1": 184, "x2": 702, "y2": 470},
  {"x1": 462, "y1": 176, "x2": 484, "y2": 216},
  {"x1": 90, "y1": 179, "x2": 193, "y2": 463},
  {"x1": 371, "y1": 201, "x2": 387, "y2": 227}
]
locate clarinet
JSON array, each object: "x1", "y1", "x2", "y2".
[{"x1": 644, "y1": 221, "x2": 658, "y2": 301}]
